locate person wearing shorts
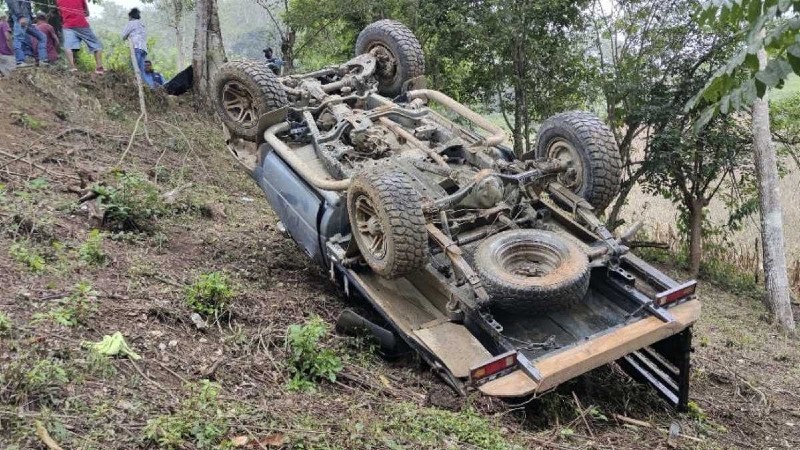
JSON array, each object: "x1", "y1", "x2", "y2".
[{"x1": 56, "y1": 0, "x2": 104, "y2": 73}]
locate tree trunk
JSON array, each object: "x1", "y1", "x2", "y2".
[
  {"x1": 281, "y1": 30, "x2": 296, "y2": 75},
  {"x1": 192, "y1": 0, "x2": 226, "y2": 105},
  {"x1": 752, "y1": 48, "x2": 796, "y2": 332},
  {"x1": 687, "y1": 198, "x2": 704, "y2": 277},
  {"x1": 173, "y1": 0, "x2": 185, "y2": 69}
]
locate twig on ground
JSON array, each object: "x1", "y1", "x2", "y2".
[
  {"x1": 572, "y1": 391, "x2": 595, "y2": 438},
  {"x1": 127, "y1": 360, "x2": 179, "y2": 403},
  {"x1": 0, "y1": 148, "x2": 80, "y2": 180},
  {"x1": 612, "y1": 413, "x2": 653, "y2": 428}
]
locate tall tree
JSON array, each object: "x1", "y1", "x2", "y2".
[
  {"x1": 155, "y1": 0, "x2": 194, "y2": 69},
  {"x1": 192, "y1": 0, "x2": 226, "y2": 103},
  {"x1": 687, "y1": 1, "x2": 797, "y2": 333}
]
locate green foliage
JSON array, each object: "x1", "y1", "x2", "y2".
[
  {"x1": 185, "y1": 272, "x2": 235, "y2": 316},
  {"x1": 12, "y1": 112, "x2": 45, "y2": 130},
  {"x1": 0, "y1": 310, "x2": 11, "y2": 335},
  {"x1": 686, "y1": 400, "x2": 708, "y2": 422},
  {"x1": 79, "y1": 229, "x2": 108, "y2": 266},
  {"x1": 0, "y1": 354, "x2": 69, "y2": 404},
  {"x1": 85, "y1": 349, "x2": 117, "y2": 379},
  {"x1": 144, "y1": 380, "x2": 230, "y2": 450},
  {"x1": 382, "y1": 403, "x2": 515, "y2": 450},
  {"x1": 93, "y1": 172, "x2": 166, "y2": 231},
  {"x1": 36, "y1": 281, "x2": 98, "y2": 327},
  {"x1": 285, "y1": 316, "x2": 342, "y2": 391},
  {"x1": 9, "y1": 242, "x2": 46, "y2": 273},
  {"x1": 688, "y1": 0, "x2": 800, "y2": 131}
]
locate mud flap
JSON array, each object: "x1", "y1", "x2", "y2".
[{"x1": 617, "y1": 328, "x2": 692, "y2": 411}]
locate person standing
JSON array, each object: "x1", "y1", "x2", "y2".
[
  {"x1": 34, "y1": 13, "x2": 59, "y2": 63},
  {"x1": 56, "y1": 0, "x2": 104, "y2": 74},
  {"x1": 5, "y1": 0, "x2": 48, "y2": 67},
  {"x1": 0, "y1": 15, "x2": 16, "y2": 75},
  {"x1": 121, "y1": 8, "x2": 148, "y2": 85}
]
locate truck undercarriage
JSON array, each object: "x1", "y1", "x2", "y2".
[{"x1": 212, "y1": 19, "x2": 700, "y2": 408}]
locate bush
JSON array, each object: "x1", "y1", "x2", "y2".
[
  {"x1": 144, "y1": 380, "x2": 230, "y2": 450},
  {"x1": 79, "y1": 229, "x2": 108, "y2": 266},
  {"x1": 35, "y1": 281, "x2": 97, "y2": 327},
  {"x1": 9, "y1": 242, "x2": 46, "y2": 273},
  {"x1": 185, "y1": 272, "x2": 234, "y2": 317},
  {"x1": 93, "y1": 172, "x2": 166, "y2": 231},
  {"x1": 0, "y1": 355, "x2": 69, "y2": 405},
  {"x1": 286, "y1": 316, "x2": 342, "y2": 392},
  {"x1": 0, "y1": 311, "x2": 11, "y2": 335}
]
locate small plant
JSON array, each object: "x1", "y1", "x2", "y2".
[
  {"x1": 285, "y1": 315, "x2": 342, "y2": 392},
  {"x1": 36, "y1": 281, "x2": 97, "y2": 327},
  {"x1": 79, "y1": 229, "x2": 108, "y2": 266},
  {"x1": 93, "y1": 172, "x2": 166, "y2": 231},
  {"x1": 85, "y1": 349, "x2": 117, "y2": 379},
  {"x1": 686, "y1": 400, "x2": 707, "y2": 422},
  {"x1": 144, "y1": 380, "x2": 230, "y2": 449},
  {"x1": 9, "y1": 242, "x2": 46, "y2": 273},
  {"x1": 27, "y1": 178, "x2": 49, "y2": 190},
  {"x1": 185, "y1": 272, "x2": 234, "y2": 317},
  {"x1": 0, "y1": 355, "x2": 69, "y2": 405},
  {"x1": 12, "y1": 112, "x2": 45, "y2": 130},
  {"x1": 0, "y1": 311, "x2": 11, "y2": 335}
]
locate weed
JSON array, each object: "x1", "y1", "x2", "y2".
[
  {"x1": 12, "y1": 112, "x2": 45, "y2": 130},
  {"x1": 0, "y1": 310, "x2": 11, "y2": 335},
  {"x1": 185, "y1": 272, "x2": 235, "y2": 317},
  {"x1": 382, "y1": 402, "x2": 515, "y2": 450},
  {"x1": 0, "y1": 355, "x2": 69, "y2": 405},
  {"x1": 79, "y1": 229, "x2": 108, "y2": 266},
  {"x1": 105, "y1": 103, "x2": 125, "y2": 121},
  {"x1": 85, "y1": 349, "x2": 117, "y2": 378},
  {"x1": 9, "y1": 241, "x2": 46, "y2": 272},
  {"x1": 93, "y1": 172, "x2": 166, "y2": 231},
  {"x1": 35, "y1": 281, "x2": 97, "y2": 327},
  {"x1": 144, "y1": 380, "x2": 231, "y2": 449},
  {"x1": 686, "y1": 401, "x2": 707, "y2": 422},
  {"x1": 28, "y1": 178, "x2": 49, "y2": 190},
  {"x1": 285, "y1": 316, "x2": 342, "y2": 392}
]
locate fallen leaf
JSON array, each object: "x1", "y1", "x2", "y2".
[
  {"x1": 379, "y1": 374, "x2": 392, "y2": 388},
  {"x1": 256, "y1": 432, "x2": 285, "y2": 447},
  {"x1": 230, "y1": 435, "x2": 249, "y2": 446}
]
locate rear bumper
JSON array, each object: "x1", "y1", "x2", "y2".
[{"x1": 478, "y1": 299, "x2": 701, "y2": 397}]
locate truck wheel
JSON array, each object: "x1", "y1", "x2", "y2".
[
  {"x1": 532, "y1": 111, "x2": 622, "y2": 212},
  {"x1": 355, "y1": 20, "x2": 425, "y2": 97},
  {"x1": 213, "y1": 59, "x2": 287, "y2": 141},
  {"x1": 347, "y1": 166, "x2": 428, "y2": 278},
  {"x1": 474, "y1": 229, "x2": 589, "y2": 312}
]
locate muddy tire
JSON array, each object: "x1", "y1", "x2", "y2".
[
  {"x1": 474, "y1": 229, "x2": 589, "y2": 312},
  {"x1": 532, "y1": 111, "x2": 622, "y2": 212},
  {"x1": 355, "y1": 20, "x2": 425, "y2": 97},
  {"x1": 347, "y1": 166, "x2": 428, "y2": 278},
  {"x1": 213, "y1": 59, "x2": 287, "y2": 141}
]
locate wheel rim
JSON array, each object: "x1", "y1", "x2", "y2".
[
  {"x1": 354, "y1": 194, "x2": 387, "y2": 259},
  {"x1": 496, "y1": 240, "x2": 563, "y2": 280},
  {"x1": 547, "y1": 138, "x2": 584, "y2": 191},
  {"x1": 369, "y1": 43, "x2": 398, "y2": 85},
  {"x1": 221, "y1": 81, "x2": 257, "y2": 128}
]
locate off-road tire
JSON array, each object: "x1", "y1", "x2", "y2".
[
  {"x1": 347, "y1": 166, "x2": 428, "y2": 279},
  {"x1": 355, "y1": 20, "x2": 425, "y2": 97},
  {"x1": 533, "y1": 111, "x2": 622, "y2": 212},
  {"x1": 213, "y1": 59, "x2": 287, "y2": 141},
  {"x1": 474, "y1": 229, "x2": 590, "y2": 313}
]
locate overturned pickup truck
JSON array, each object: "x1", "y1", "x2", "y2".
[{"x1": 212, "y1": 20, "x2": 700, "y2": 408}]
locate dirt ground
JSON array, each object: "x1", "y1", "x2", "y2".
[{"x1": 1, "y1": 69, "x2": 799, "y2": 450}]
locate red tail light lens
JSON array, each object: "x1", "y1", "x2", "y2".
[
  {"x1": 655, "y1": 280, "x2": 697, "y2": 307},
  {"x1": 469, "y1": 351, "x2": 518, "y2": 382}
]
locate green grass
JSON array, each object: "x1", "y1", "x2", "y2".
[{"x1": 770, "y1": 74, "x2": 800, "y2": 101}]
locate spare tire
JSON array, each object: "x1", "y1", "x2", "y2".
[
  {"x1": 347, "y1": 165, "x2": 428, "y2": 278},
  {"x1": 531, "y1": 111, "x2": 622, "y2": 212},
  {"x1": 213, "y1": 60, "x2": 287, "y2": 141},
  {"x1": 355, "y1": 20, "x2": 425, "y2": 97},
  {"x1": 474, "y1": 229, "x2": 589, "y2": 312}
]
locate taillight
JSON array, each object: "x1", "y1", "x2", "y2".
[
  {"x1": 655, "y1": 280, "x2": 697, "y2": 307},
  {"x1": 469, "y1": 351, "x2": 518, "y2": 382}
]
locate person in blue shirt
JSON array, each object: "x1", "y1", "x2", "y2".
[
  {"x1": 263, "y1": 47, "x2": 283, "y2": 75},
  {"x1": 143, "y1": 60, "x2": 165, "y2": 88}
]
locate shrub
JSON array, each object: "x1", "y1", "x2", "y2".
[
  {"x1": 185, "y1": 272, "x2": 234, "y2": 317},
  {"x1": 144, "y1": 380, "x2": 230, "y2": 450},
  {"x1": 0, "y1": 355, "x2": 69, "y2": 405},
  {"x1": 286, "y1": 316, "x2": 342, "y2": 392},
  {"x1": 35, "y1": 281, "x2": 97, "y2": 327},
  {"x1": 93, "y1": 172, "x2": 166, "y2": 231},
  {"x1": 9, "y1": 242, "x2": 46, "y2": 273},
  {"x1": 79, "y1": 229, "x2": 108, "y2": 266},
  {"x1": 0, "y1": 311, "x2": 11, "y2": 335}
]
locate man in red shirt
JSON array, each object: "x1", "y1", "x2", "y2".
[
  {"x1": 32, "y1": 13, "x2": 59, "y2": 63},
  {"x1": 56, "y1": 0, "x2": 104, "y2": 73}
]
